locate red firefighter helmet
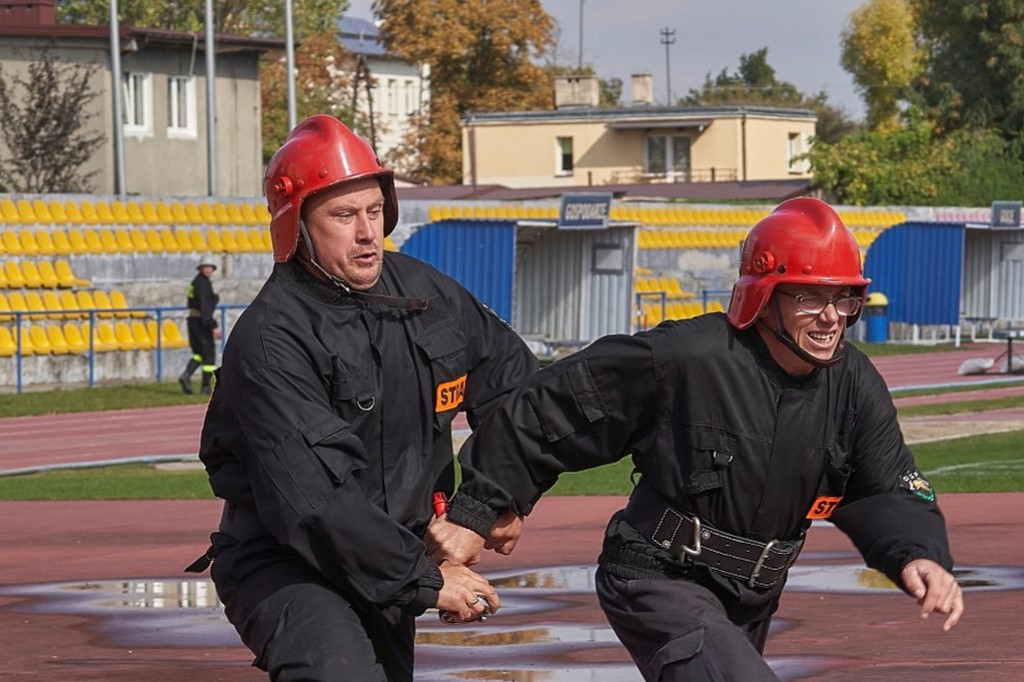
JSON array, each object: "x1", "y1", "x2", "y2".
[
  {"x1": 726, "y1": 197, "x2": 871, "y2": 329},
  {"x1": 263, "y1": 114, "x2": 398, "y2": 263}
]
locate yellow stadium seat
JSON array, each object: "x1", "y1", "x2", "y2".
[
  {"x1": 144, "y1": 229, "x2": 163, "y2": 251},
  {"x1": 206, "y1": 229, "x2": 225, "y2": 252},
  {"x1": 239, "y1": 203, "x2": 259, "y2": 225},
  {"x1": 67, "y1": 229, "x2": 88, "y2": 254},
  {"x1": 20, "y1": 260, "x2": 43, "y2": 288},
  {"x1": 109, "y1": 289, "x2": 144, "y2": 318},
  {"x1": 59, "y1": 290, "x2": 81, "y2": 318},
  {"x1": 140, "y1": 201, "x2": 161, "y2": 225},
  {"x1": 92, "y1": 290, "x2": 115, "y2": 318},
  {"x1": 159, "y1": 228, "x2": 181, "y2": 253},
  {"x1": 45, "y1": 324, "x2": 69, "y2": 354},
  {"x1": 51, "y1": 229, "x2": 72, "y2": 255},
  {"x1": 78, "y1": 200, "x2": 100, "y2": 225},
  {"x1": 187, "y1": 229, "x2": 207, "y2": 251},
  {"x1": 16, "y1": 199, "x2": 36, "y2": 223},
  {"x1": 0, "y1": 266, "x2": 7, "y2": 288},
  {"x1": 75, "y1": 290, "x2": 97, "y2": 315},
  {"x1": 0, "y1": 293, "x2": 12, "y2": 321},
  {"x1": 4, "y1": 261, "x2": 26, "y2": 288},
  {"x1": 2, "y1": 230, "x2": 24, "y2": 255},
  {"x1": 0, "y1": 326, "x2": 16, "y2": 356},
  {"x1": 129, "y1": 228, "x2": 149, "y2": 252},
  {"x1": 47, "y1": 200, "x2": 68, "y2": 224},
  {"x1": 213, "y1": 202, "x2": 232, "y2": 225},
  {"x1": 83, "y1": 229, "x2": 103, "y2": 253},
  {"x1": 34, "y1": 230, "x2": 56, "y2": 256},
  {"x1": 99, "y1": 229, "x2": 119, "y2": 253},
  {"x1": 220, "y1": 229, "x2": 240, "y2": 252},
  {"x1": 114, "y1": 228, "x2": 134, "y2": 253},
  {"x1": 114, "y1": 320, "x2": 138, "y2": 350},
  {"x1": 130, "y1": 319, "x2": 154, "y2": 350},
  {"x1": 253, "y1": 204, "x2": 271, "y2": 224},
  {"x1": 185, "y1": 202, "x2": 204, "y2": 224},
  {"x1": 30, "y1": 199, "x2": 52, "y2": 223},
  {"x1": 92, "y1": 321, "x2": 119, "y2": 352},
  {"x1": 54, "y1": 259, "x2": 88, "y2": 288},
  {"x1": 110, "y1": 200, "x2": 130, "y2": 224},
  {"x1": 7, "y1": 290, "x2": 28, "y2": 314},
  {"x1": 154, "y1": 201, "x2": 174, "y2": 224},
  {"x1": 62, "y1": 322, "x2": 88, "y2": 353},
  {"x1": 63, "y1": 200, "x2": 83, "y2": 225},
  {"x1": 199, "y1": 203, "x2": 218, "y2": 224},
  {"x1": 1, "y1": 197, "x2": 20, "y2": 225},
  {"x1": 170, "y1": 201, "x2": 189, "y2": 224},
  {"x1": 41, "y1": 290, "x2": 63, "y2": 318},
  {"x1": 161, "y1": 319, "x2": 188, "y2": 349},
  {"x1": 95, "y1": 200, "x2": 115, "y2": 224},
  {"x1": 24, "y1": 291, "x2": 47, "y2": 320},
  {"x1": 126, "y1": 201, "x2": 146, "y2": 225},
  {"x1": 233, "y1": 229, "x2": 253, "y2": 251},
  {"x1": 225, "y1": 203, "x2": 245, "y2": 225},
  {"x1": 18, "y1": 229, "x2": 40, "y2": 256},
  {"x1": 28, "y1": 325, "x2": 52, "y2": 353}
]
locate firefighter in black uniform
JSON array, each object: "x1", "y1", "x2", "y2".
[
  {"x1": 428, "y1": 198, "x2": 965, "y2": 681},
  {"x1": 186, "y1": 115, "x2": 538, "y2": 681},
  {"x1": 178, "y1": 256, "x2": 220, "y2": 396}
]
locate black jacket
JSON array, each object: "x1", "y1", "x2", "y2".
[
  {"x1": 451, "y1": 313, "x2": 952, "y2": 618},
  {"x1": 187, "y1": 272, "x2": 219, "y2": 329},
  {"x1": 199, "y1": 254, "x2": 537, "y2": 615}
]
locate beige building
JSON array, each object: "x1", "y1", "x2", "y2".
[
  {"x1": 0, "y1": 0, "x2": 279, "y2": 197},
  {"x1": 462, "y1": 75, "x2": 816, "y2": 189}
]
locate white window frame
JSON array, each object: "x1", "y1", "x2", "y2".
[
  {"x1": 788, "y1": 132, "x2": 810, "y2": 173},
  {"x1": 387, "y1": 78, "x2": 398, "y2": 116},
  {"x1": 167, "y1": 75, "x2": 198, "y2": 138},
  {"x1": 122, "y1": 71, "x2": 153, "y2": 136},
  {"x1": 404, "y1": 79, "x2": 417, "y2": 115},
  {"x1": 556, "y1": 136, "x2": 574, "y2": 176},
  {"x1": 644, "y1": 134, "x2": 691, "y2": 181}
]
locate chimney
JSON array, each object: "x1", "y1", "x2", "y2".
[
  {"x1": 0, "y1": 0, "x2": 56, "y2": 26},
  {"x1": 554, "y1": 75, "x2": 600, "y2": 109},
  {"x1": 630, "y1": 73, "x2": 653, "y2": 106}
]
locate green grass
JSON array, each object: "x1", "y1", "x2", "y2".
[
  {"x1": 0, "y1": 464, "x2": 214, "y2": 500},
  {"x1": 897, "y1": 392, "x2": 1024, "y2": 417},
  {"x1": 0, "y1": 381, "x2": 206, "y2": 417},
  {"x1": 849, "y1": 341, "x2": 978, "y2": 357}
]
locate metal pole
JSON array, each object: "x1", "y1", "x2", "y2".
[
  {"x1": 660, "y1": 27, "x2": 675, "y2": 104},
  {"x1": 285, "y1": 0, "x2": 297, "y2": 130},
  {"x1": 577, "y1": 0, "x2": 584, "y2": 69},
  {"x1": 108, "y1": 0, "x2": 126, "y2": 197},
  {"x1": 205, "y1": 0, "x2": 217, "y2": 195}
]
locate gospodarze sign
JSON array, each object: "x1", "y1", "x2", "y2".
[{"x1": 558, "y1": 192, "x2": 613, "y2": 229}]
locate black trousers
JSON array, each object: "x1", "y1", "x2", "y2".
[
  {"x1": 596, "y1": 566, "x2": 779, "y2": 682},
  {"x1": 212, "y1": 541, "x2": 414, "y2": 682},
  {"x1": 186, "y1": 318, "x2": 216, "y2": 367}
]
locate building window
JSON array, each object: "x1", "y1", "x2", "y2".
[
  {"x1": 645, "y1": 135, "x2": 690, "y2": 180},
  {"x1": 788, "y1": 132, "x2": 806, "y2": 172},
  {"x1": 404, "y1": 79, "x2": 417, "y2": 115},
  {"x1": 556, "y1": 136, "x2": 574, "y2": 174},
  {"x1": 387, "y1": 79, "x2": 397, "y2": 116},
  {"x1": 167, "y1": 76, "x2": 197, "y2": 137},
  {"x1": 123, "y1": 72, "x2": 152, "y2": 133}
]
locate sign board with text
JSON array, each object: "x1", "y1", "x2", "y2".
[{"x1": 558, "y1": 193, "x2": 613, "y2": 229}]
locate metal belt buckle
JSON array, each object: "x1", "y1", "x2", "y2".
[
  {"x1": 748, "y1": 539, "x2": 778, "y2": 588},
  {"x1": 679, "y1": 515, "x2": 702, "y2": 558}
]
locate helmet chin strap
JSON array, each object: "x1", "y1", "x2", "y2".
[
  {"x1": 764, "y1": 296, "x2": 845, "y2": 368},
  {"x1": 296, "y1": 220, "x2": 428, "y2": 311}
]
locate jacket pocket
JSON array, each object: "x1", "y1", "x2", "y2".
[
  {"x1": 414, "y1": 322, "x2": 469, "y2": 430},
  {"x1": 264, "y1": 413, "x2": 364, "y2": 518},
  {"x1": 329, "y1": 356, "x2": 377, "y2": 419},
  {"x1": 526, "y1": 358, "x2": 607, "y2": 442},
  {"x1": 682, "y1": 427, "x2": 738, "y2": 495}
]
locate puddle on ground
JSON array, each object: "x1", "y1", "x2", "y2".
[{"x1": 2, "y1": 561, "x2": 1019, "y2": 681}]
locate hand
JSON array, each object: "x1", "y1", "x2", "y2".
[
  {"x1": 425, "y1": 515, "x2": 486, "y2": 566},
  {"x1": 484, "y1": 511, "x2": 523, "y2": 555},
  {"x1": 213, "y1": 327, "x2": 223, "y2": 340},
  {"x1": 901, "y1": 558, "x2": 964, "y2": 631},
  {"x1": 436, "y1": 563, "x2": 500, "y2": 624}
]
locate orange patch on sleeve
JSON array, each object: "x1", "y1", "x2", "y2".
[
  {"x1": 435, "y1": 374, "x2": 467, "y2": 412},
  {"x1": 805, "y1": 495, "x2": 842, "y2": 520}
]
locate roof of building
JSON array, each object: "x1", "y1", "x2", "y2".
[
  {"x1": 463, "y1": 104, "x2": 817, "y2": 126},
  {"x1": 396, "y1": 179, "x2": 812, "y2": 203}
]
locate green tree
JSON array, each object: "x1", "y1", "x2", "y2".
[
  {"x1": 684, "y1": 48, "x2": 859, "y2": 144},
  {"x1": 57, "y1": 0, "x2": 348, "y2": 39},
  {"x1": 841, "y1": 0, "x2": 922, "y2": 131},
  {"x1": 372, "y1": 0, "x2": 555, "y2": 184},
  {"x1": 913, "y1": 0, "x2": 1024, "y2": 137},
  {"x1": 0, "y1": 47, "x2": 105, "y2": 193}
]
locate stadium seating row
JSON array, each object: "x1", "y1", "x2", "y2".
[
  {"x1": 0, "y1": 197, "x2": 270, "y2": 228},
  {"x1": 0, "y1": 319, "x2": 187, "y2": 356},
  {"x1": 0, "y1": 288, "x2": 143, "y2": 321},
  {"x1": 636, "y1": 300, "x2": 727, "y2": 328},
  {"x1": 634, "y1": 276, "x2": 695, "y2": 299},
  {"x1": 0, "y1": 226, "x2": 271, "y2": 256},
  {"x1": 0, "y1": 259, "x2": 89, "y2": 289},
  {"x1": 427, "y1": 204, "x2": 907, "y2": 229},
  {"x1": 638, "y1": 227, "x2": 884, "y2": 250}
]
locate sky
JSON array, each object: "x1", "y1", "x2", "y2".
[{"x1": 344, "y1": 0, "x2": 868, "y2": 120}]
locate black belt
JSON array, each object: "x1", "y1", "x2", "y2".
[
  {"x1": 184, "y1": 502, "x2": 267, "y2": 573},
  {"x1": 623, "y1": 481, "x2": 803, "y2": 590}
]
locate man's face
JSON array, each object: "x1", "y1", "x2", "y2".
[
  {"x1": 758, "y1": 284, "x2": 857, "y2": 373},
  {"x1": 300, "y1": 177, "x2": 386, "y2": 291},
  {"x1": 199, "y1": 265, "x2": 215, "y2": 278}
]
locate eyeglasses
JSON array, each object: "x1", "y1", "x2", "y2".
[{"x1": 776, "y1": 290, "x2": 863, "y2": 317}]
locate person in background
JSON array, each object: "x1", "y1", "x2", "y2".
[
  {"x1": 428, "y1": 197, "x2": 964, "y2": 682},
  {"x1": 186, "y1": 114, "x2": 538, "y2": 681},
  {"x1": 178, "y1": 255, "x2": 220, "y2": 396}
]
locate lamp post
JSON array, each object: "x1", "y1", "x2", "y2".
[{"x1": 660, "y1": 27, "x2": 675, "y2": 104}]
